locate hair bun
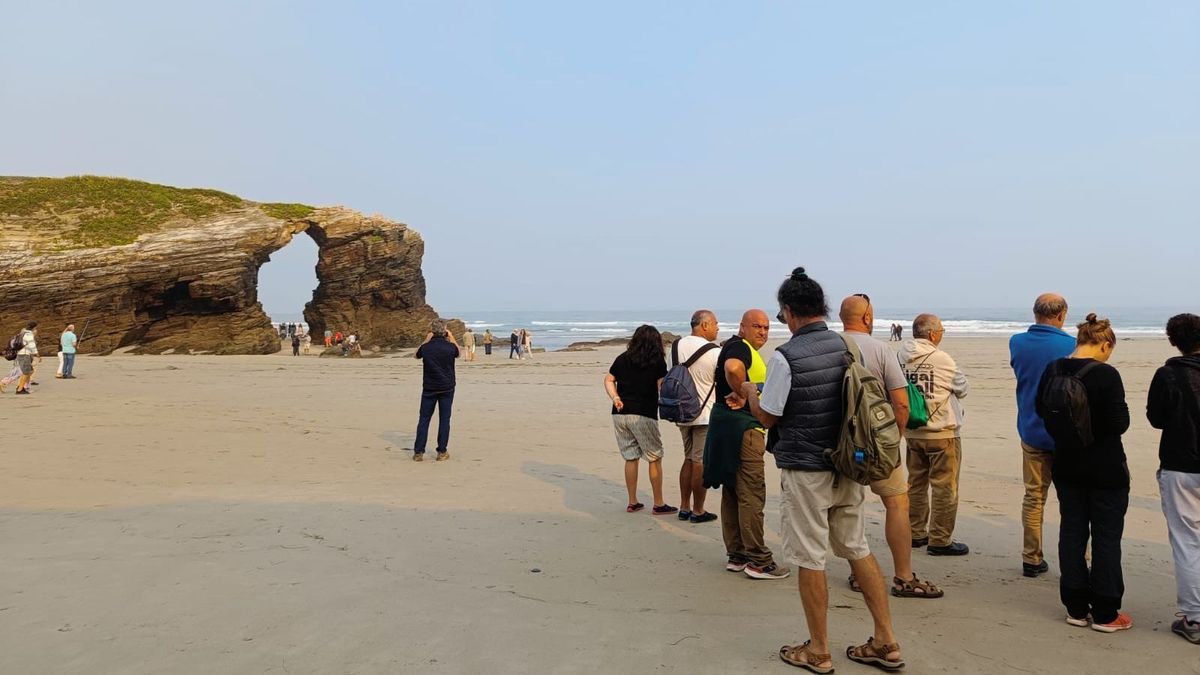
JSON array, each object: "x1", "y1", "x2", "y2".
[
  {"x1": 790, "y1": 266, "x2": 808, "y2": 281},
  {"x1": 1086, "y1": 313, "x2": 1098, "y2": 323}
]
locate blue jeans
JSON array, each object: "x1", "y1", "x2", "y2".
[
  {"x1": 414, "y1": 390, "x2": 454, "y2": 454},
  {"x1": 62, "y1": 353, "x2": 76, "y2": 377}
]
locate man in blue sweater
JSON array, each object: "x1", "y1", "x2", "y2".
[{"x1": 1009, "y1": 293, "x2": 1075, "y2": 577}]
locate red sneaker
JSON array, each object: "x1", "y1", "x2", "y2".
[{"x1": 1091, "y1": 612, "x2": 1133, "y2": 633}]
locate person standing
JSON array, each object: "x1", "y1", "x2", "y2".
[
  {"x1": 462, "y1": 328, "x2": 477, "y2": 362},
  {"x1": 900, "y1": 314, "x2": 970, "y2": 556},
  {"x1": 704, "y1": 309, "x2": 787, "y2": 579},
  {"x1": 1038, "y1": 314, "x2": 1132, "y2": 633},
  {"x1": 1147, "y1": 313, "x2": 1200, "y2": 643},
  {"x1": 840, "y1": 295, "x2": 942, "y2": 599},
  {"x1": 522, "y1": 329, "x2": 533, "y2": 360},
  {"x1": 604, "y1": 325, "x2": 676, "y2": 515},
  {"x1": 742, "y1": 269, "x2": 904, "y2": 671},
  {"x1": 1009, "y1": 293, "x2": 1075, "y2": 577},
  {"x1": 674, "y1": 310, "x2": 721, "y2": 524},
  {"x1": 14, "y1": 321, "x2": 40, "y2": 395},
  {"x1": 291, "y1": 333, "x2": 301, "y2": 356},
  {"x1": 483, "y1": 329, "x2": 494, "y2": 356},
  {"x1": 324, "y1": 329, "x2": 333, "y2": 348},
  {"x1": 510, "y1": 329, "x2": 521, "y2": 359},
  {"x1": 413, "y1": 320, "x2": 460, "y2": 462},
  {"x1": 303, "y1": 332, "x2": 312, "y2": 354},
  {"x1": 58, "y1": 323, "x2": 79, "y2": 379}
]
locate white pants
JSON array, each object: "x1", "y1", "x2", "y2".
[
  {"x1": 56, "y1": 352, "x2": 64, "y2": 377},
  {"x1": 1160, "y1": 469, "x2": 1200, "y2": 617}
]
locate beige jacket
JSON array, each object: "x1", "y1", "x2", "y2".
[{"x1": 900, "y1": 338, "x2": 968, "y2": 439}]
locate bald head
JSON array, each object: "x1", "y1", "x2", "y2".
[
  {"x1": 1033, "y1": 293, "x2": 1068, "y2": 328},
  {"x1": 739, "y1": 309, "x2": 771, "y2": 349},
  {"x1": 839, "y1": 295, "x2": 873, "y2": 334}
]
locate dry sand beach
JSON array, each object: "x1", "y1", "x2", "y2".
[{"x1": 2, "y1": 336, "x2": 1197, "y2": 674}]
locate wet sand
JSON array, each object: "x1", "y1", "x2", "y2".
[{"x1": 1, "y1": 337, "x2": 1196, "y2": 673}]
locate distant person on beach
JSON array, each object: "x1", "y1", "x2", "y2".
[
  {"x1": 742, "y1": 269, "x2": 904, "y2": 671},
  {"x1": 840, "y1": 295, "x2": 943, "y2": 599},
  {"x1": 291, "y1": 333, "x2": 301, "y2": 356},
  {"x1": 672, "y1": 310, "x2": 720, "y2": 524},
  {"x1": 57, "y1": 323, "x2": 78, "y2": 379},
  {"x1": 1147, "y1": 313, "x2": 1200, "y2": 643},
  {"x1": 335, "y1": 331, "x2": 344, "y2": 345},
  {"x1": 522, "y1": 329, "x2": 533, "y2": 359},
  {"x1": 1037, "y1": 314, "x2": 1132, "y2": 633},
  {"x1": 13, "y1": 321, "x2": 40, "y2": 395},
  {"x1": 703, "y1": 309, "x2": 785, "y2": 579},
  {"x1": 483, "y1": 329, "x2": 493, "y2": 356},
  {"x1": 1009, "y1": 293, "x2": 1075, "y2": 578},
  {"x1": 303, "y1": 332, "x2": 312, "y2": 354},
  {"x1": 896, "y1": 324, "x2": 903, "y2": 341},
  {"x1": 604, "y1": 324, "x2": 675, "y2": 515},
  {"x1": 510, "y1": 329, "x2": 521, "y2": 359},
  {"x1": 462, "y1": 328, "x2": 476, "y2": 362},
  {"x1": 413, "y1": 320, "x2": 460, "y2": 462},
  {"x1": 324, "y1": 329, "x2": 332, "y2": 347},
  {"x1": 901, "y1": 314, "x2": 970, "y2": 556}
]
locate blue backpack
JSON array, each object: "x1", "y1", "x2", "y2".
[{"x1": 659, "y1": 340, "x2": 719, "y2": 423}]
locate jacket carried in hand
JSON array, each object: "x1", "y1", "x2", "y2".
[
  {"x1": 1147, "y1": 354, "x2": 1200, "y2": 474},
  {"x1": 900, "y1": 338, "x2": 968, "y2": 439}
]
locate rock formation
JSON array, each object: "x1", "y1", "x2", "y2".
[{"x1": 0, "y1": 176, "x2": 451, "y2": 354}]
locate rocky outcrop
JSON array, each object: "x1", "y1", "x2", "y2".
[{"x1": 0, "y1": 178, "x2": 451, "y2": 354}]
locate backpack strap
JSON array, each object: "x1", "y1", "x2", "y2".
[
  {"x1": 681, "y1": 342, "x2": 718, "y2": 369},
  {"x1": 837, "y1": 333, "x2": 863, "y2": 365},
  {"x1": 671, "y1": 339, "x2": 680, "y2": 368},
  {"x1": 1075, "y1": 360, "x2": 1101, "y2": 380}
]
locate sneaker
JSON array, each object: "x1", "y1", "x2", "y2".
[
  {"x1": 1023, "y1": 560, "x2": 1050, "y2": 577},
  {"x1": 1091, "y1": 612, "x2": 1133, "y2": 633},
  {"x1": 689, "y1": 512, "x2": 718, "y2": 524},
  {"x1": 744, "y1": 563, "x2": 790, "y2": 580},
  {"x1": 412, "y1": 453, "x2": 424, "y2": 462},
  {"x1": 1065, "y1": 614, "x2": 1090, "y2": 627},
  {"x1": 652, "y1": 504, "x2": 679, "y2": 515},
  {"x1": 911, "y1": 537, "x2": 929, "y2": 548},
  {"x1": 677, "y1": 510, "x2": 692, "y2": 521},
  {"x1": 927, "y1": 542, "x2": 970, "y2": 556},
  {"x1": 1172, "y1": 614, "x2": 1200, "y2": 644},
  {"x1": 16, "y1": 389, "x2": 30, "y2": 395},
  {"x1": 725, "y1": 559, "x2": 747, "y2": 573},
  {"x1": 435, "y1": 452, "x2": 449, "y2": 461}
]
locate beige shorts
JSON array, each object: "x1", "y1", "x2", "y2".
[
  {"x1": 870, "y1": 464, "x2": 908, "y2": 498},
  {"x1": 613, "y1": 415, "x2": 663, "y2": 462},
  {"x1": 678, "y1": 425, "x2": 708, "y2": 463},
  {"x1": 780, "y1": 469, "x2": 870, "y2": 570}
]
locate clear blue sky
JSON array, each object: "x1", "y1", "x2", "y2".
[{"x1": 3, "y1": 2, "x2": 1197, "y2": 315}]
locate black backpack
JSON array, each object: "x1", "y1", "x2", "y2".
[
  {"x1": 1038, "y1": 360, "x2": 1099, "y2": 447},
  {"x1": 3, "y1": 332, "x2": 22, "y2": 361}
]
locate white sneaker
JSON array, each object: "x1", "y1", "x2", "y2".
[
  {"x1": 1065, "y1": 614, "x2": 1090, "y2": 627},
  {"x1": 725, "y1": 560, "x2": 747, "y2": 573}
]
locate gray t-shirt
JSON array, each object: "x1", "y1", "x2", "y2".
[{"x1": 844, "y1": 331, "x2": 907, "y2": 391}]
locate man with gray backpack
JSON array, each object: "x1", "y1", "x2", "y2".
[{"x1": 660, "y1": 310, "x2": 721, "y2": 523}]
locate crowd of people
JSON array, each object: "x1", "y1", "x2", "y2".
[
  {"x1": 602, "y1": 267, "x2": 1200, "y2": 671},
  {"x1": 2, "y1": 321, "x2": 82, "y2": 394}
]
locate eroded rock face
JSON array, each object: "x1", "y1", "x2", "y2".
[{"x1": 0, "y1": 205, "x2": 450, "y2": 354}]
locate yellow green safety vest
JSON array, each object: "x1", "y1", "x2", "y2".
[{"x1": 744, "y1": 338, "x2": 767, "y2": 388}]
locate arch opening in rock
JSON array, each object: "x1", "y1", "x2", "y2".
[{"x1": 256, "y1": 230, "x2": 320, "y2": 335}]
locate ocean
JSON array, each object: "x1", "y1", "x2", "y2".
[{"x1": 265, "y1": 307, "x2": 1184, "y2": 352}]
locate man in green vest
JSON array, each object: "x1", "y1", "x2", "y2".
[{"x1": 703, "y1": 309, "x2": 788, "y2": 580}]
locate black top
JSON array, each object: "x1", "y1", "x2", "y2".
[
  {"x1": 714, "y1": 339, "x2": 753, "y2": 407},
  {"x1": 1147, "y1": 355, "x2": 1200, "y2": 474},
  {"x1": 609, "y1": 352, "x2": 667, "y2": 419},
  {"x1": 1040, "y1": 358, "x2": 1130, "y2": 489},
  {"x1": 767, "y1": 322, "x2": 847, "y2": 472},
  {"x1": 416, "y1": 337, "x2": 459, "y2": 393}
]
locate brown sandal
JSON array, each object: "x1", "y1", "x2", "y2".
[
  {"x1": 846, "y1": 637, "x2": 904, "y2": 671},
  {"x1": 779, "y1": 640, "x2": 834, "y2": 673},
  {"x1": 891, "y1": 573, "x2": 943, "y2": 599}
]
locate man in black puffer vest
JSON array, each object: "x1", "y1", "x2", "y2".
[{"x1": 743, "y1": 268, "x2": 905, "y2": 672}]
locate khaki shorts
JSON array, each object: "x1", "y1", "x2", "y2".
[
  {"x1": 780, "y1": 469, "x2": 870, "y2": 570},
  {"x1": 870, "y1": 464, "x2": 908, "y2": 498},
  {"x1": 613, "y1": 415, "x2": 663, "y2": 462},
  {"x1": 678, "y1": 425, "x2": 708, "y2": 463}
]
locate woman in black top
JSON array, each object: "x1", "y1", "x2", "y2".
[
  {"x1": 604, "y1": 325, "x2": 675, "y2": 514},
  {"x1": 1037, "y1": 314, "x2": 1132, "y2": 633}
]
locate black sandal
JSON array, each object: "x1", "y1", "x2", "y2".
[{"x1": 626, "y1": 502, "x2": 644, "y2": 513}]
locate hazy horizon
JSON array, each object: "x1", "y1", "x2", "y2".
[{"x1": 4, "y1": 2, "x2": 1197, "y2": 315}]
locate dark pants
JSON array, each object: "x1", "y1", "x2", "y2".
[
  {"x1": 414, "y1": 390, "x2": 454, "y2": 454},
  {"x1": 510, "y1": 343, "x2": 519, "y2": 358},
  {"x1": 1056, "y1": 481, "x2": 1128, "y2": 624},
  {"x1": 484, "y1": 344, "x2": 492, "y2": 355},
  {"x1": 292, "y1": 345, "x2": 299, "y2": 356}
]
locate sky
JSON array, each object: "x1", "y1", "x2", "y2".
[{"x1": 2, "y1": 1, "x2": 1197, "y2": 317}]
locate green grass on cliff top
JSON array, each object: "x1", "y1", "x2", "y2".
[{"x1": 0, "y1": 176, "x2": 315, "y2": 248}]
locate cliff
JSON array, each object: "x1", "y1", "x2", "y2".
[{"x1": 0, "y1": 176, "x2": 450, "y2": 354}]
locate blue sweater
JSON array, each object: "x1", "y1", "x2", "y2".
[{"x1": 1009, "y1": 324, "x2": 1076, "y2": 450}]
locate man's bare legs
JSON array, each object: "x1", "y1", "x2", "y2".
[
  {"x1": 881, "y1": 493, "x2": 914, "y2": 582},
  {"x1": 679, "y1": 459, "x2": 693, "y2": 512},
  {"x1": 848, "y1": 554, "x2": 901, "y2": 659},
  {"x1": 624, "y1": 459, "x2": 639, "y2": 505},
  {"x1": 648, "y1": 459, "x2": 666, "y2": 506},
  {"x1": 796, "y1": 569, "x2": 833, "y2": 668},
  {"x1": 690, "y1": 461, "x2": 708, "y2": 514}
]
